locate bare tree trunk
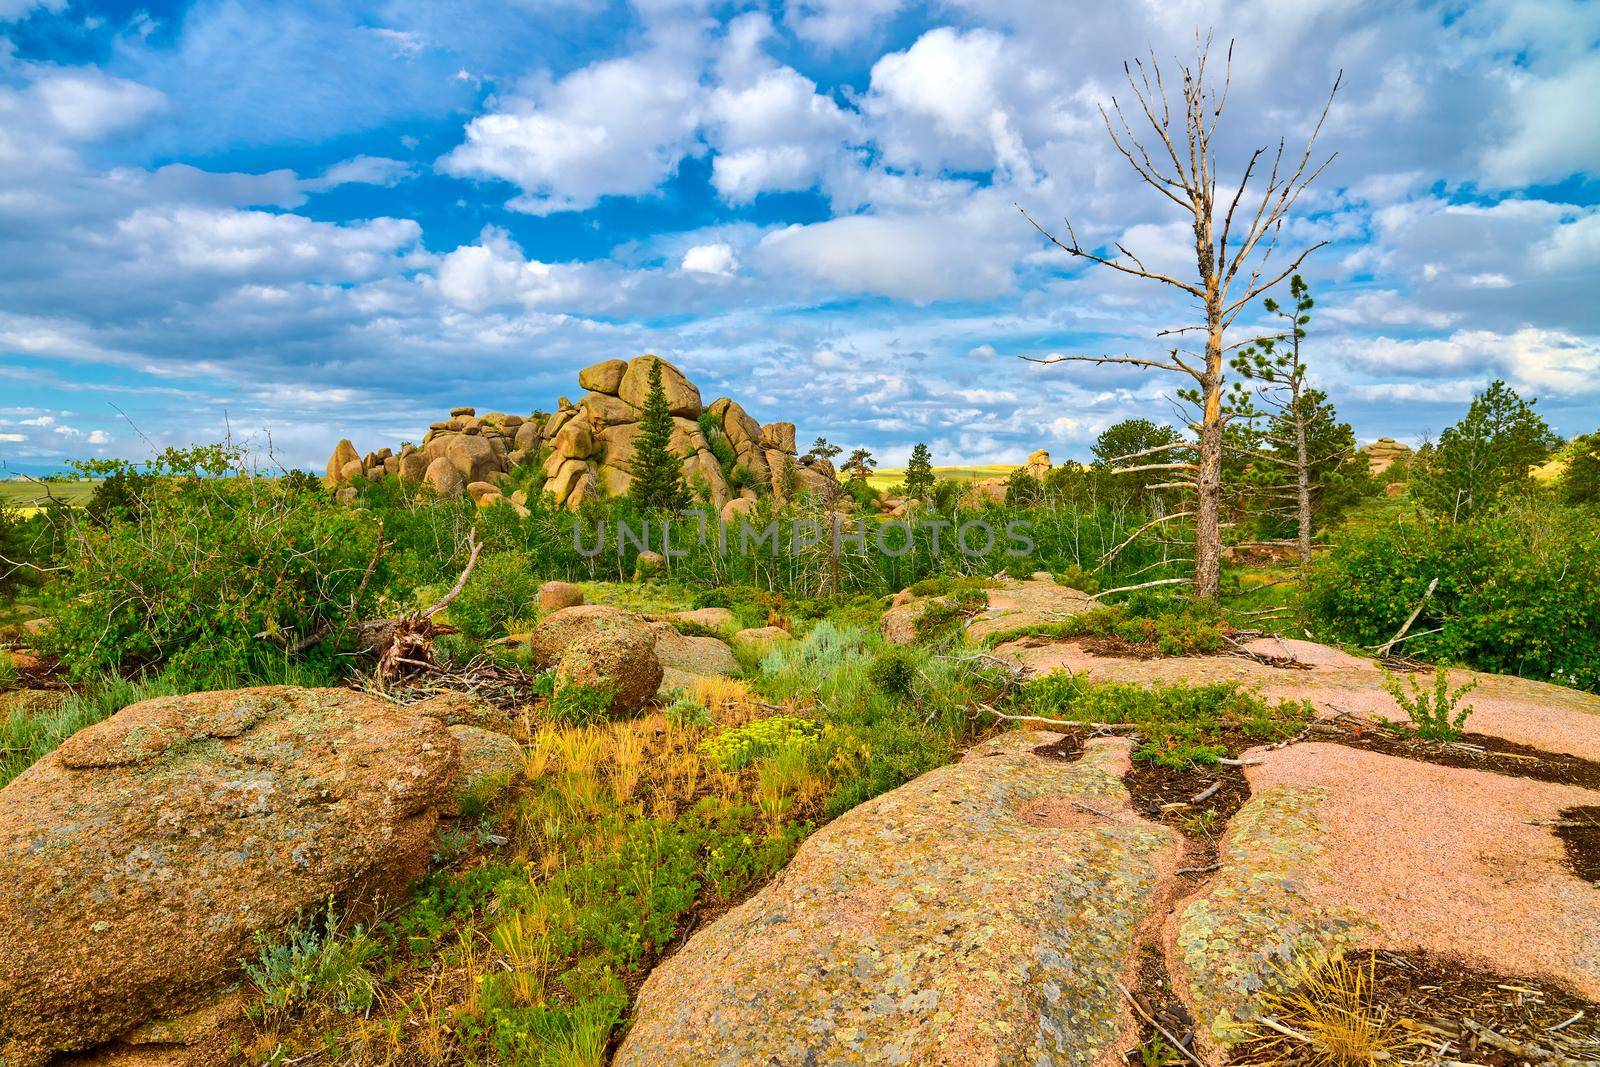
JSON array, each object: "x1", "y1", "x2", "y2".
[
  {"x1": 1193, "y1": 243, "x2": 1226, "y2": 599},
  {"x1": 1295, "y1": 411, "x2": 1312, "y2": 570}
]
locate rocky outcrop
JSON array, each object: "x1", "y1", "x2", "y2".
[
  {"x1": 325, "y1": 355, "x2": 841, "y2": 511},
  {"x1": 1360, "y1": 437, "x2": 1412, "y2": 473},
  {"x1": 0, "y1": 687, "x2": 469, "y2": 1066},
  {"x1": 881, "y1": 575, "x2": 1095, "y2": 645},
  {"x1": 617, "y1": 733, "x2": 1179, "y2": 1066}
]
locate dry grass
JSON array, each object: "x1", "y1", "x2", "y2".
[{"x1": 1247, "y1": 951, "x2": 1409, "y2": 1065}]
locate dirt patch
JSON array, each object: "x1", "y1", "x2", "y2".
[
  {"x1": 1556, "y1": 805, "x2": 1600, "y2": 887},
  {"x1": 1311, "y1": 718, "x2": 1600, "y2": 790},
  {"x1": 1, "y1": 650, "x2": 68, "y2": 692},
  {"x1": 1229, "y1": 949, "x2": 1600, "y2": 1066}
]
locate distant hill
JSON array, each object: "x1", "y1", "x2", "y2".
[{"x1": 865, "y1": 464, "x2": 1018, "y2": 493}]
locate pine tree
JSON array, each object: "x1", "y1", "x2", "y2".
[
  {"x1": 842, "y1": 447, "x2": 877, "y2": 482},
  {"x1": 807, "y1": 437, "x2": 843, "y2": 462},
  {"x1": 1416, "y1": 379, "x2": 1553, "y2": 521},
  {"x1": 629, "y1": 357, "x2": 690, "y2": 512},
  {"x1": 903, "y1": 443, "x2": 935, "y2": 500}
]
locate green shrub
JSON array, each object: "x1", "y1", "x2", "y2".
[
  {"x1": 1382, "y1": 667, "x2": 1477, "y2": 742},
  {"x1": 664, "y1": 695, "x2": 712, "y2": 728},
  {"x1": 243, "y1": 901, "x2": 381, "y2": 1023},
  {"x1": 867, "y1": 647, "x2": 918, "y2": 700},
  {"x1": 1308, "y1": 501, "x2": 1600, "y2": 690},
  {"x1": 548, "y1": 682, "x2": 616, "y2": 726},
  {"x1": 448, "y1": 551, "x2": 542, "y2": 640},
  {"x1": 1017, "y1": 677, "x2": 1311, "y2": 769},
  {"x1": 40, "y1": 445, "x2": 379, "y2": 686},
  {"x1": 698, "y1": 715, "x2": 827, "y2": 771}
]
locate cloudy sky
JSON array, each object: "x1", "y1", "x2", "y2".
[{"x1": 0, "y1": 0, "x2": 1596, "y2": 472}]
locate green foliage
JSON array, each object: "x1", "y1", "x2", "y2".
[
  {"x1": 907, "y1": 574, "x2": 996, "y2": 598},
  {"x1": 841, "y1": 447, "x2": 877, "y2": 483},
  {"x1": 0, "y1": 500, "x2": 41, "y2": 603},
  {"x1": 902, "y1": 443, "x2": 935, "y2": 499},
  {"x1": 448, "y1": 551, "x2": 542, "y2": 640},
  {"x1": 243, "y1": 900, "x2": 381, "y2": 1023},
  {"x1": 867, "y1": 647, "x2": 918, "y2": 700},
  {"x1": 1564, "y1": 432, "x2": 1600, "y2": 507},
  {"x1": 1017, "y1": 677, "x2": 1312, "y2": 768},
  {"x1": 1414, "y1": 379, "x2": 1554, "y2": 521},
  {"x1": 548, "y1": 682, "x2": 616, "y2": 726},
  {"x1": 664, "y1": 695, "x2": 712, "y2": 728},
  {"x1": 841, "y1": 477, "x2": 879, "y2": 510},
  {"x1": 806, "y1": 437, "x2": 842, "y2": 462},
  {"x1": 698, "y1": 715, "x2": 826, "y2": 771},
  {"x1": 1093, "y1": 420, "x2": 1185, "y2": 505},
  {"x1": 911, "y1": 588, "x2": 986, "y2": 642},
  {"x1": 1308, "y1": 500, "x2": 1600, "y2": 690},
  {"x1": 40, "y1": 444, "x2": 377, "y2": 686},
  {"x1": 1052, "y1": 564, "x2": 1100, "y2": 594},
  {"x1": 928, "y1": 477, "x2": 965, "y2": 512},
  {"x1": 1004, "y1": 469, "x2": 1043, "y2": 507},
  {"x1": 629, "y1": 358, "x2": 690, "y2": 512},
  {"x1": 1382, "y1": 667, "x2": 1477, "y2": 742}
]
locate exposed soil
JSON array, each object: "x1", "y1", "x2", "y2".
[
  {"x1": 1557, "y1": 805, "x2": 1600, "y2": 887},
  {"x1": 1311, "y1": 718, "x2": 1600, "y2": 791},
  {"x1": 0, "y1": 649, "x2": 69, "y2": 691},
  {"x1": 1229, "y1": 949, "x2": 1600, "y2": 1066}
]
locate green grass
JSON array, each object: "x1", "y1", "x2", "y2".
[
  {"x1": 1016, "y1": 675, "x2": 1313, "y2": 768},
  {"x1": 865, "y1": 464, "x2": 1017, "y2": 493},
  {"x1": 0, "y1": 478, "x2": 97, "y2": 511}
]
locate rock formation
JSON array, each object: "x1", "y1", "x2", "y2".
[
  {"x1": 616, "y1": 732, "x2": 1177, "y2": 1065},
  {"x1": 1360, "y1": 437, "x2": 1412, "y2": 473},
  {"x1": 324, "y1": 354, "x2": 841, "y2": 512},
  {"x1": 0, "y1": 686, "x2": 493, "y2": 1066}
]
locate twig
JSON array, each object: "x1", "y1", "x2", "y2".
[
  {"x1": 1191, "y1": 781, "x2": 1223, "y2": 803},
  {"x1": 1089, "y1": 576, "x2": 1190, "y2": 601},
  {"x1": 1115, "y1": 980, "x2": 1208, "y2": 1067},
  {"x1": 422, "y1": 530, "x2": 482, "y2": 619},
  {"x1": 1375, "y1": 577, "x2": 1438, "y2": 656}
]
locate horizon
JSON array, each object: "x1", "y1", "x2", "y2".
[{"x1": 1, "y1": 0, "x2": 1597, "y2": 471}]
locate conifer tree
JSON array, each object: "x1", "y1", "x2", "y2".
[
  {"x1": 903, "y1": 443, "x2": 935, "y2": 500},
  {"x1": 629, "y1": 357, "x2": 690, "y2": 512},
  {"x1": 842, "y1": 447, "x2": 878, "y2": 482}
]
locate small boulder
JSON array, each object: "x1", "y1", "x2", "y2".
[
  {"x1": 465, "y1": 480, "x2": 500, "y2": 504},
  {"x1": 758, "y1": 421, "x2": 796, "y2": 453},
  {"x1": 555, "y1": 629, "x2": 663, "y2": 715},
  {"x1": 537, "y1": 581, "x2": 585, "y2": 613},
  {"x1": 665, "y1": 607, "x2": 736, "y2": 631},
  {"x1": 732, "y1": 626, "x2": 791, "y2": 648},
  {"x1": 577, "y1": 358, "x2": 629, "y2": 395},
  {"x1": 634, "y1": 550, "x2": 666, "y2": 581}
]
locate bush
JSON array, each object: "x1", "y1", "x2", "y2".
[
  {"x1": 40, "y1": 446, "x2": 382, "y2": 686},
  {"x1": 1382, "y1": 667, "x2": 1477, "y2": 742},
  {"x1": 244, "y1": 901, "x2": 381, "y2": 1023},
  {"x1": 698, "y1": 715, "x2": 826, "y2": 771},
  {"x1": 448, "y1": 551, "x2": 541, "y2": 640},
  {"x1": 1017, "y1": 677, "x2": 1311, "y2": 768},
  {"x1": 1308, "y1": 501, "x2": 1600, "y2": 690}
]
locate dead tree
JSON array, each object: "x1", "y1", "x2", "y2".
[{"x1": 1020, "y1": 34, "x2": 1340, "y2": 599}]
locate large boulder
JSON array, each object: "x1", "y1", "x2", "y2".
[
  {"x1": 0, "y1": 687, "x2": 460, "y2": 1066},
  {"x1": 616, "y1": 734, "x2": 1177, "y2": 1066},
  {"x1": 555, "y1": 629, "x2": 663, "y2": 715},
  {"x1": 424, "y1": 456, "x2": 465, "y2": 498},
  {"x1": 445, "y1": 434, "x2": 500, "y2": 484},
  {"x1": 618, "y1": 355, "x2": 702, "y2": 418},
  {"x1": 325, "y1": 439, "x2": 359, "y2": 485},
  {"x1": 529, "y1": 605, "x2": 654, "y2": 666},
  {"x1": 1023, "y1": 448, "x2": 1052, "y2": 480},
  {"x1": 758, "y1": 421, "x2": 796, "y2": 453},
  {"x1": 578, "y1": 358, "x2": 629, "y2": 395}
]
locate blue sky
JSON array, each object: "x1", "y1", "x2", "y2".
[{"x1": 0, "y1": 0, "x2": 1597, "y2": 473}]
